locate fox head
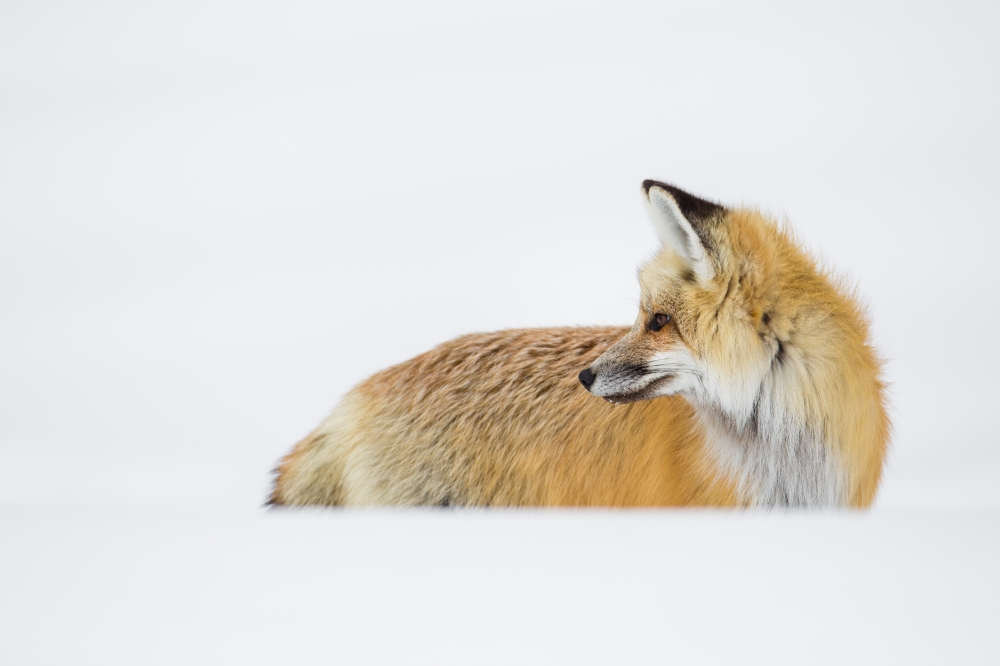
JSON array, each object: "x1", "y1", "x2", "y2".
[
  {"x1": 579, "y1": 180, "x2": 888, "y2": 505},
  {"x1": 580, "y1": 180, "x2": 799, "y2": 421}
]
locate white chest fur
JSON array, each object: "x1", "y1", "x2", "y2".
[{"x1": 696, "y1": 403, "x2": 846, "y2": 508}]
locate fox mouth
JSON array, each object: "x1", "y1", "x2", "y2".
[{"x1": 601, "y1": 375, "x2": 673, "y2": 405}]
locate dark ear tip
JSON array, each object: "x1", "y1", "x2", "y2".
[
  {"x1": 642, "y1": 179, "x2": 670, "y2": 194},
  {"x1": 642, "y1": 180, "x2": 726, "y2": 220}
]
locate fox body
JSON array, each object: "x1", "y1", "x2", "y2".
[{"x1": 270, "y1": 181, "x2": 889, "y2": 508}]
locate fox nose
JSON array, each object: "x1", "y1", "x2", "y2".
[{"x1": 578, "y1": 368, "x2": 596, "y2": 390}]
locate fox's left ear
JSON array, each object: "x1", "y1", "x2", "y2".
[{"x1": 642, "y1": 180, "x2": 725, "y2": 283}]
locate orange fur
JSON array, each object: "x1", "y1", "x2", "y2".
[
  {"x1": 270, "y1": 183, "x2": 889, "y2": 508},
  {"x1": 271, "y1": 327, "x2": 737, "y2": 507}
]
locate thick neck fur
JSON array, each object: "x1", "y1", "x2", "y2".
[
  {"x1": 690, "y1": 356, "x2": 847, "y2": 508},
  {"x1": 685, "y1": 213, "x2": 885, "y2": 508}
]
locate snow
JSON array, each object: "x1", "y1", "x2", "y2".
[
  {"x1": 1, "y1": 0, "x2": 998, "y2": 662},
  {"x1": 3, "y1": 508, "x2": 998, "y2": 665}
]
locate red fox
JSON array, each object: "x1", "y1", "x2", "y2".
[{"x1": 270, "y1": 181, "x2": 889, "y2": 508}]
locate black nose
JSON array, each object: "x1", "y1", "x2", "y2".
[{"x1": 578, "y1": 368, "x2": 596, "y2": 390}]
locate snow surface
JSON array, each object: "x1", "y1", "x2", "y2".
[
  {"x1": 1, "y1": 0, "x2": 998, "y2": 662},
  {"x1": 2, "y1": 508, "x2": 998, "y2": 665}
]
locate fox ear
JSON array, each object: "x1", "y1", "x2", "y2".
[{"x1": 642, "y1": 180, "x2": 723, "y2": 282}]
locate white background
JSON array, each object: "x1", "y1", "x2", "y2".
[{"x1": 1, "y1": 1, "x2": 998, "y2": 663}]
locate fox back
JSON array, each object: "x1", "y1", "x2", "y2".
[{"x1": 270, "y1": 181, "x2": 889, "y2": 508}]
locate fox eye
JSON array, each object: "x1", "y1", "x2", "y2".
[{"x1": 649, "y1": 313, "x2": 671, "y2": 332}]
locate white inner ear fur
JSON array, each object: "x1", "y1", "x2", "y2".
[{"x1": 646, "y1": 187, "x2": 715, "y2": 283}]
